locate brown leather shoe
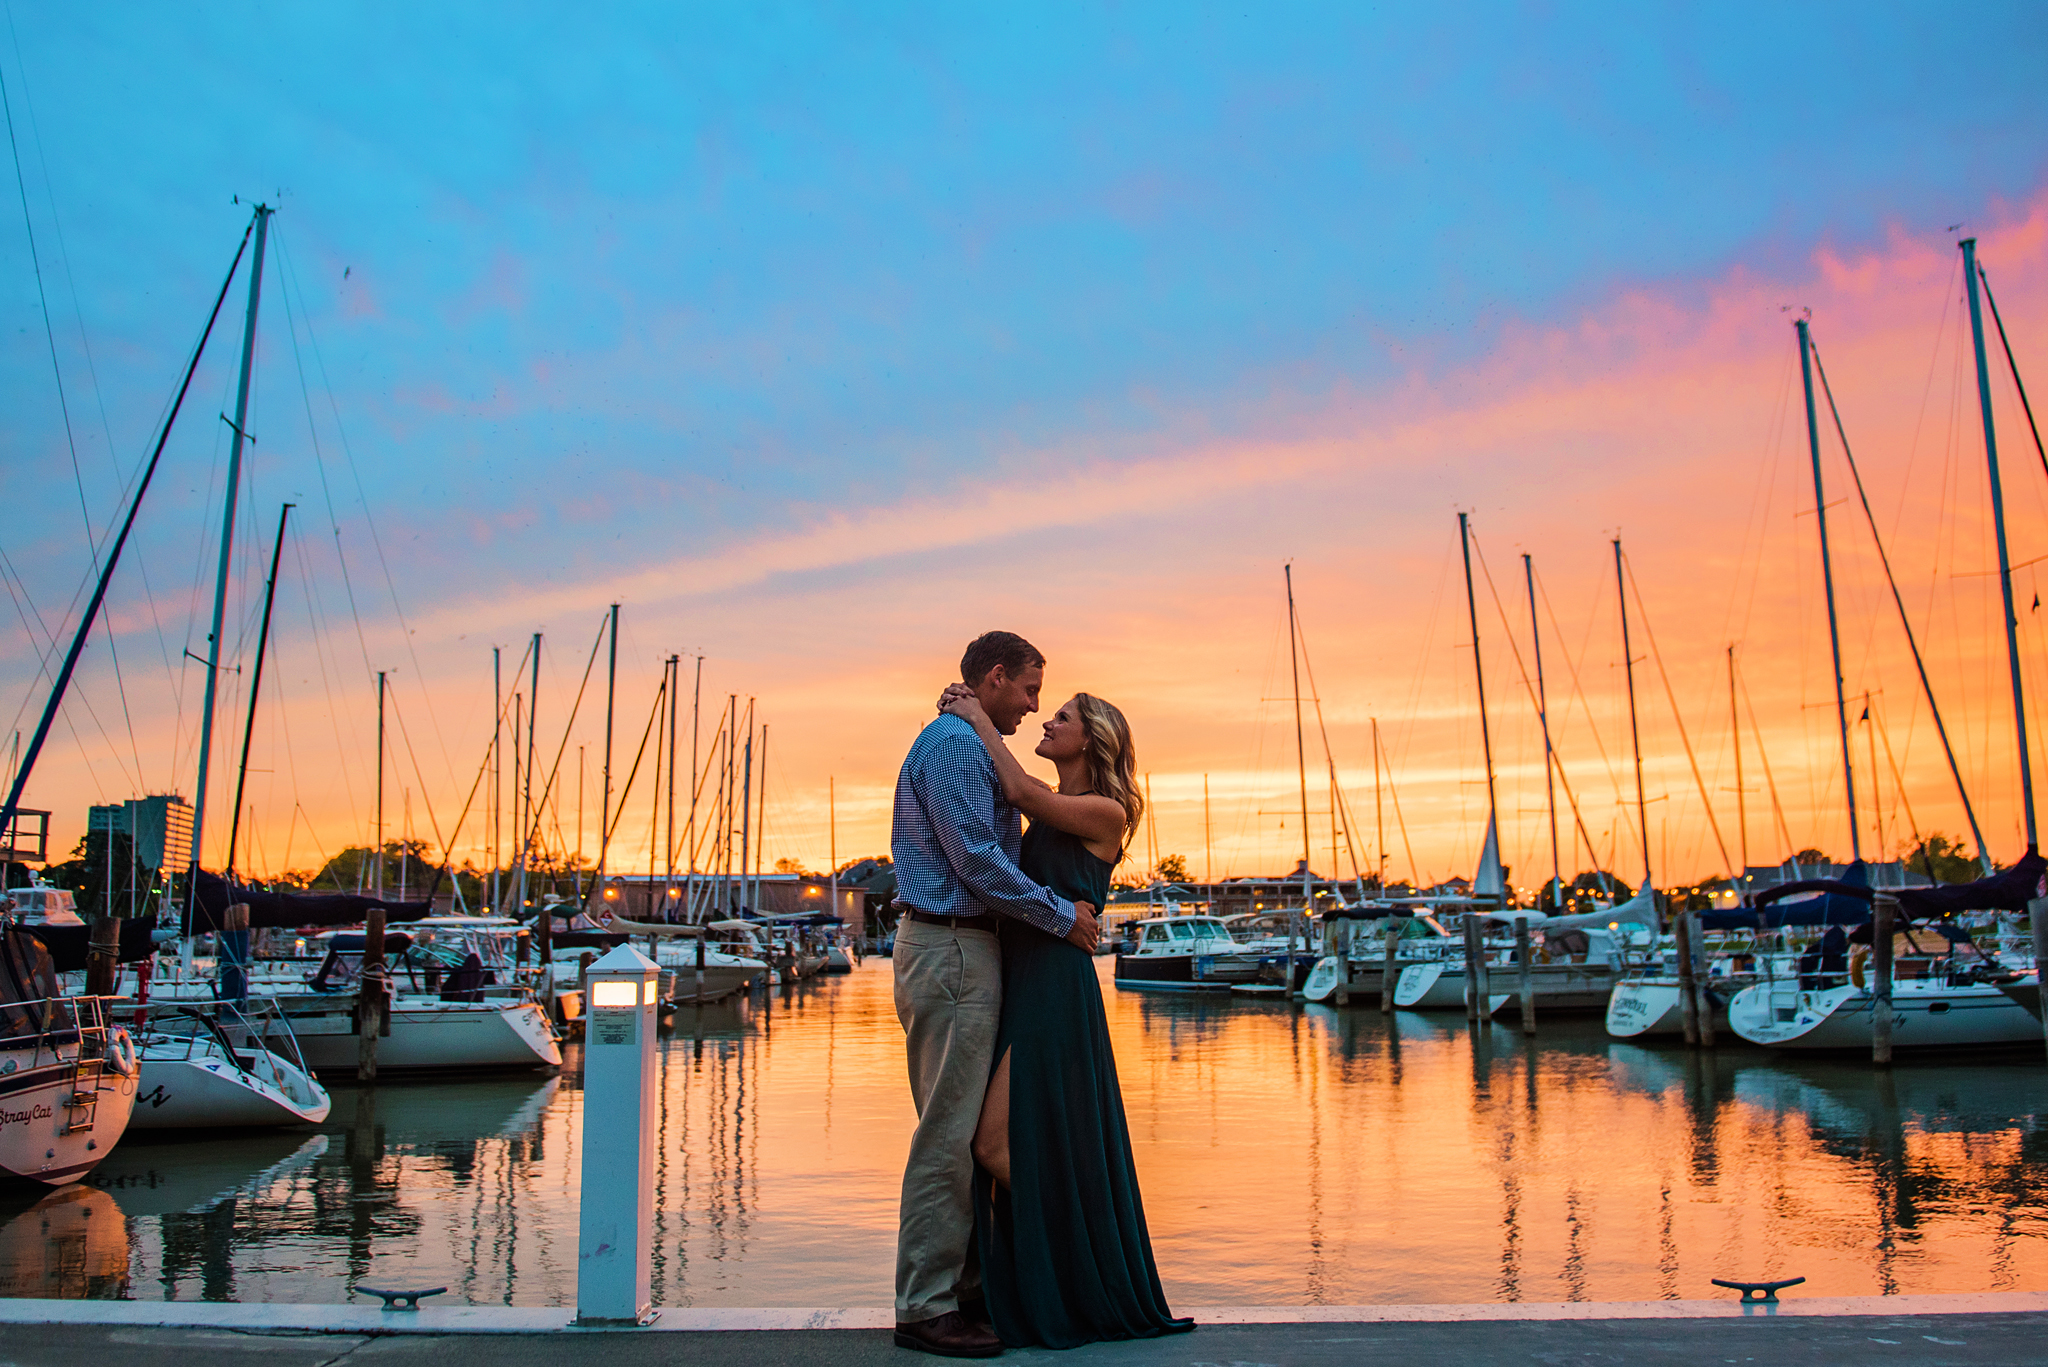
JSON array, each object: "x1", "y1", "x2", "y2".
[{"x1": 894, "y1": 1309, "x2": 1003, "y2": 1357}]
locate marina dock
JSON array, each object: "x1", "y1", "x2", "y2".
[{"x1": 3, "y1": 1296, "x2": 2045, "y2": 1366}]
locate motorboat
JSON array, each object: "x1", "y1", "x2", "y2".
[
  {"x1": 0, "y1": 881, "x2": 84, "y2": 928},
  {"x1": 1113, "y1": 915, "x2": 1262, "y2": 991},
  {"x1": 1, "y1": 928, "x2": 138, "y2": 1185},
  {"x1": 603, "y1": 916, "x2": 769, "y2": 1004},
  {"x1": 146, "y1": 927, "x2": 562, "y2": 1074},
  {"x1": 129, "y1": 998, "x2": 331, "y2": 1129}
]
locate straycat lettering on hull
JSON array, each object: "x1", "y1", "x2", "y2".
[{"x1": 0, "y1": 1102, "x2": 57, "y2": 1129}]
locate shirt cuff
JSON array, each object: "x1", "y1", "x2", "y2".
[{"x1": 1052, "y1": 896, "x2": 1078, "y2": 936}]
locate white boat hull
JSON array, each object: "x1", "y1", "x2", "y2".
[
  {"x1": 289, "y1": 999, "x2": 562, "y2": 1073},
  {"x1": 1727, "y1": 976, "x2": 2042, "y2": 1050},
  {"x1": 666, "y1": 962, "x2": 765, "y2": 1004},
  {"x1": 1393, "y1": 961, "x2": 1509, "y2": 1013},
  {"x1": 129, "y1": 1050, "x2": 331, "y2": 1129},
  {"x1": 1605, "y1": 976, "x2": 1739, "y2": 1039},
  {"x1": 0, "y1": 1040, "x2": 137, "y2": 1186}
]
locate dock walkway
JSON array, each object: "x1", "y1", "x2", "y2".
[{"x1": 2, "y1": 1296, "x2": 2044, "y2": 1366}]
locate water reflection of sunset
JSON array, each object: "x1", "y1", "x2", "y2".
[{"x1": 11, "y1": 964, "x2": 2042, "y2": 1307}]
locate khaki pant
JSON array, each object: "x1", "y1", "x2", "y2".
[{"x1": 893, "y1": 917, "x2": 1002, "y2": 1321}]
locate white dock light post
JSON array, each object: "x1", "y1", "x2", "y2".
[{"x1": 577, "y1": 942, "x2": 661, "y2": 1326}]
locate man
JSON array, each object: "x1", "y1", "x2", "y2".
[{"x1": 891, "y1": 631, "x2": 1101, "y2": 1359}]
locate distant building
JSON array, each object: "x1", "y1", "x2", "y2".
[{"x1": 87, "y1": 794, "x2": 192, "y2": 874}]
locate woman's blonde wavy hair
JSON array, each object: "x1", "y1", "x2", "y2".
[{"x1": 1073, "y1": 693, "x2": 1143, "y2": 854}]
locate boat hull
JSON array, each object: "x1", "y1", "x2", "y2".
[
  {"x1": 1301, "y1": 957, "x2": 1393, "y2": 1004},
  {"x1": 1112, "y1": 952, "x2": 1237, "y2": 992},
  {"x1": 1605, "y1": 976, "x2": 1739, "y2": 1039},
  {"x1": 1728, "y1": 978, "x2": 2042, "y2": 1050},
  {"x1": 129, "y1": 1051, "x2": 331, "y2": 1129},
  {"x1": 289, "y1": 999, "x2": 562, "y2": 1073},
  {"x1": 0, "y1": 1045, "x2": 137, "y2": 1186}
]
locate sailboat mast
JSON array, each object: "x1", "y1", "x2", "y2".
[
  {"x1": 1204, "y1": 773, "x2": 1213, "y2": 884},
  {"x1": 1729, "y1": 646, "x2": 1748, "y2": 888},
  {"x1": 666, "y1": 654, "x2": 679, "y2": 908},
  {"x1": 687, "y1": 655, "x2": 702, "y2": 919},
  {"x1": 1524, "y1": 553, "x2": 1561, "y2": 908},
  {"x1": 756, "y1": 722, "x2": 770, "y2": 908},
  {"x1": 1285, "y1": 565, "x2": 1312, "y2": 927},
  {"x1": 738, "y1": 713, "x2": 754, "y2": 914},
  {"x1": 189, "y1": 203, "x2": 270, "y2": 888},
  {"x1": 1614, "y1": 537, "x2": 1651, "y2": 885},
  {"x1": 1961, "y1": 238, "x2": 2038, "y2": 850},
  {"x1": 1795, "y1": 317, "x2": 1862, "y2": 861},
  {"x1": 526, "y1": 631, "x2": 543, "y2": 960},
  {"x1": 1371, "y1": 720, "x2": 1385, "y2": 890},
  {"x1": 601, "y1": 604, "x2": 618, "y2": 886},
  {"x1": 375, "y1": 671, "x2": 387, "y2": 898},
  {"x1": 492, "y1": 646, "x2": 501, "y2": 910},
  {"x1": 1458, "y1": 514, "x2": 1501, "y2": 894},
  {"x1": 225, "y1": 502, "x2": 293, "y2": 876}
]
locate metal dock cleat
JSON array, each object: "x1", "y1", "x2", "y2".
[
  {"x1": 355, "y1": 1285, "x2": 448, "y2": 1310},
  {"x1": 1712, "y1": 1276, "x2": 1805, "y2": 1303}
]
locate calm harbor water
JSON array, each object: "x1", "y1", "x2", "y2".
[{"x1": 4, "y1": 958, "x2": 2046, "y2": 1306}]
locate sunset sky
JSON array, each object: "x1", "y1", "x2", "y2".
[{"x1": 5, "y1": 5, "x2": 2048, "y2": 893}]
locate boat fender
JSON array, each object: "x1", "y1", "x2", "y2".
[
  {"x1": 1849, "y1": 946, "x2": 1868, "y2": 990},
  {"x1": 105, "y1": 1027, "x2": 139, "y2": 1078}
]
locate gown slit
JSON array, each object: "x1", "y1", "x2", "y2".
[{"x1": 971, "y1": 819, "x2": 1193, "y2": 1349}]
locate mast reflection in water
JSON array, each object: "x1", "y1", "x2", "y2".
[{"x1": 1, "y1": 961, "x2": 2042, "y2": 1305}]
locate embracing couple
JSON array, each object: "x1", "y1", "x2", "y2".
[{"x1": 889, "y1": 631, "x2": 1192, "y2": 1357}]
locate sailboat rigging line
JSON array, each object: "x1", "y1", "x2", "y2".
[
  {"x1": 0, "y1": 213, "x2": 256, "y2": 839},
  {"x1": 1977, "y1": 264, "x2": 2048, "y2": 484},
  {"x1": 1534, "y1": 566, "x2": 1627, "y2": 862},
  {"x1": 475, "y1": 614, "x2": 606, "y2": 913},
  {"x1": 274, "y1": 227, "x2": 457, "y2": 780},
  {"x1": 580, "y1": 670, "x2": 670, "y2": 915},
  {"x1": 1468, "y1": 534, "x2": 1608, "y2": 886},
  {"x1": 1796, "y1": 318, "x2": 1864, "y2": 862},
  {"x1": 1613, "y1": 538, "x2": 1652, "y2": 886},
  {"x1": 1619, "y1": 553, "x2": 1735, "y2": 876},
  {"x1": 0, "y1": 53, "x2": 91, "y2": 558},
  {"x1": 274, "y1": 232, "x2": 375, "y2": 686},
  {"x1": 684, "y1": 712, "x2": 730, "y2": 873},
  {"x1": 1456, "y1": 515, "x2": 1502, "y2": 896},
  {"x1": 1378, "y1": 722, "x2": 1422, "y2": 887},
  {"x1": 1736, "y1": 661, "x2": 1797, "y2": 862},
  {"x1": 1961, "y1": 238, "x2": 2038, "y2": 851},
  {"x1": 1807, "y1": 338, "x2": 1992, "y2": 871},
  {"x1": 226, "y1": 503, "x2": 293, "y2": 876},
  {"x1": 1289, "y1": 602, "x2": 1366, "y2": 883}
]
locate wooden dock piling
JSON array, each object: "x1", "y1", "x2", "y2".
[
  {"x1": 1514, "y1": 917, "x2": 1535, "y2": 1035},
  {"x1": 1675, "y1": 910, "x2": 1700, "y2": 1046},
  {"x1": 1381, "y1": 925, "x2": 1399, "y2": 1014},
  {"x1": 1692, "y1": 912, "x2": 1717, "y2": 1049},
  {"x1": 2033, "y1": 895, "x2": 2048, "y2": 1062},
  {"x1": 1462, "y1": 916, "x2": 1482, "y2": 1020},
  {"x1": 1872, "y1": 894, "x2": 1895, "y2": 1066}
]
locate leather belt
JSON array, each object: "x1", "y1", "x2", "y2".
[{"x1": 904, "y1": 908, "x2": 999, "y2": 931}]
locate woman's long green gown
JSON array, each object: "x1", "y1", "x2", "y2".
[{"x1": 972, "y1": 819, "x2": 1194, "y2": 1349}]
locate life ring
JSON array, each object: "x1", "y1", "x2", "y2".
[{"x1": 105, "y1": 1027, "x2": 139, "y2": 1078}]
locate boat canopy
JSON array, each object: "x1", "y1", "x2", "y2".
[
  {"x1": 186, "y1": 869, "x2": 433, "y2": 934},
  {"x1": 1896, "y1": 848, "x2": 2045, "y2": 920},
  {"x1": 1480, "y1": 882, "x2": 1659, "y2": 932},
  {"x1": 1701, "y1": 860, "x2": 1871, "y2": 930}
]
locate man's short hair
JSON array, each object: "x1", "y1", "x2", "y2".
[{"x1": 960, "y1": 631, "x2": 1045, "y2": 686}]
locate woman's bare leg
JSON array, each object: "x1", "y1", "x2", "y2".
[{"x1": 971, "y1": 1048, "x2": 1012, "y2": 1187}]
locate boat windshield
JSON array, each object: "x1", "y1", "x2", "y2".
[
  {"x1": 1143, "y1": 925, "x2": 1172, "y2": 945},
  {"x1": 1168, "y1": 923, "x2": 1196, "y2": 940}
]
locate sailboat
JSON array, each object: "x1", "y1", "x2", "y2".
[{"x1": 1727, "y1": 285, "x2": 2044, "y2": 1051}]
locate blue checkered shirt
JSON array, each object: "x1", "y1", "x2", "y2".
[{"x1": 891, "y1": 713, "x2": 1075, "y2": 937}]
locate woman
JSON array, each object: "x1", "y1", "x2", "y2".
[{"x1": 937, "y1": 684, "x2": 1193, "y2": 1350}]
